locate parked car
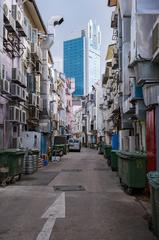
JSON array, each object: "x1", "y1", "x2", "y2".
[{"x1": 68, "y1": 139, "x2": 81, "y2": 152}]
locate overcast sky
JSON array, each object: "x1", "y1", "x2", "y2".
[{"x1": 36, "y1": 0, "x2": 113, "y2": 74}]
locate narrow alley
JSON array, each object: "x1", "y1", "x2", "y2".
[{"x1": 0, "y1": 148, "x2": 156, "y2": 240}]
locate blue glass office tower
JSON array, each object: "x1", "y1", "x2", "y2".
[
  {"x1": 64, "y1": 36, "x2": 85, "y2": 96},
  {"x1": 64, "y1": 20, "x2": 101, "y2": 96}
]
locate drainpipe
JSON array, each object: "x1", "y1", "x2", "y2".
[
  {"x1": 40, "y1": 16, "x2": 64, "y2": 117},
  {"x1": 40, "y1": 34, "x2": 54, "y2": 117}
]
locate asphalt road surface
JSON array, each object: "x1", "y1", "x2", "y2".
[{"x1": 0, "y1": 148, "x2": 157, "y2": 240}]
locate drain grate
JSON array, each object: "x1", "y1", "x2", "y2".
[
  {"x1": 94, "y1": 168, "x2": 109, "y2": 171},
  {"x1": 61, "y1": 169, "x2": 82, "y2": 172},
  {"x1": 53, "y1": 185, "x2": 85, "y2": 191}
]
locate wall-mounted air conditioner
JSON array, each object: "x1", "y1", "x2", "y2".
[
  {"x1": 21, "y1": 88, "x2": 27, "y2": 102},
  {"x1": 28, "y1": 93, "x2": 37, "y2": 106},
  {"x1": 0, "y1": 79, "x2": 10, "y2": 95},
  {"x1": 50, "y1": 83, "x2": 56, "y2": 92},
  {"x1": 8, "y1": 14, "x2": 16, "y2": 31},
  {"x1": 20, "y1": 110, "x2": 26, "y2": 124},
  {"x1": 12, "y1": 68, "x2": 21, "y2": 84},
  {"x1": 10, "y1": 83, "x2": 22, "y2": 100},
  {"x1": 21, "y1": 74, "x2": 27, "y2": 88},
  {"x1": 9, "y1": 106, "x2": 20, "y2": 122},
  {"x1": 112, "y1": 57, "x2": 118, "y2": 69},
  {"x1": 37, "y1": 46, "x2": 42, "y2": 61},
  {"x1": 31, "y1": 43, "x2": 37, "y2": 54},
  {"x1": 29, "y1": 107, "x2": 39, "y2": 120},
  {"x1": 135, "y1": 100, "x2": 146, "y2": 120},
  {"x1": 3, "y1": 28, "x2": 8, "y2": 41},
  {"x1": 36, "y1": 62, "x2": 42, "y2": 74},
  {"x1": 23, "y1": 16, "x2": 29, "y2": 39},
  {"x1": 143, "y1": 83, "x2": 159, "y2": 107},
  {"x1": 111, "y1": 10, "x2": 118, "y2": 29},
  {"x1": 12, "y1": 5, "x2": 23, "y2": 28},
  {"x1": 39, "y1": 98, "x2": 43, "y2": 111},
  {"x1": 123, "y1": 98, "x2": 135, "y2": 114}
]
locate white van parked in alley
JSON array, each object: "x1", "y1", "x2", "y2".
[{"x1": 68, "y1": 139, "x2": 81, "y2": 152}]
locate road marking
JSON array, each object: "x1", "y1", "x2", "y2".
[{"x1": 36, "y1": 192, "x2": 65, "y2": 240}]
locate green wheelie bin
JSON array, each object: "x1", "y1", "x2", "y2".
[
  {"x1": 147, "y1": 172, "x2": 159, "y2": 238},
  {"x1": 7, "y1": 149, "x2": 25, "y2": 181},
  {"x1": 111, "y1": 150, "x2": 118, "y2": 171},
  {"x1": 104, "y1": 145, "x2": 112, "y2": 166},
  {"x1": 117, "y1": 151, "x2": 146, "y2": 194},
  {"x1": 0, "y1": 150, "x2": 10, "y2": 185},
  {"x1": 117, "y1": 151, "x2": 123, "y2": 184},
  {"x1": 0, "y1": 149, "x2": 25, "y2": 185}
]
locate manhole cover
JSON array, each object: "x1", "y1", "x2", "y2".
[
  {"x1": 53, "y1": 185, "x2": 85, "y2": 191},
  {"x1": 61, "y1": 169, "x2": 82, "y2": 172},
  {"x1": 94, "y1": 168, "x2": 109, "y2": 171}
]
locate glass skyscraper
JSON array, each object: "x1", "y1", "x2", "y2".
[
  {"x1": 63, "y1": 20, "x2": 101, "y2": 96},
  {"x1": 64, "y1": 36, "x2": 85, "y2": 96}
]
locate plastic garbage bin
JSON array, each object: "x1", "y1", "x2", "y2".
[
  {"x1": 117, "y1": 151, "x2": 146, "y2": 193},
  {"x1": 147, "y1": 171, "x2": 159, "y2": 238},
  {"x1": 103, "y1": 145, "x2": 112, "y2": 166},
  {"x1": 111, "y1": 150, "x2": 118, "y2": 171},
  {"x1": 0, "y1": 149, "x2": 25, "y2": 185}
]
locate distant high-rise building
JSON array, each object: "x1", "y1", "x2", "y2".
[
  {"x1": 86, "y1": 20, "x2": 101, "y2": 93},
  {"x1": 63, "y1": 20, "x2": 101, "y2": 97},
  {"x1": 64, "y1": 36, "x2": 86, "y2": 96}
]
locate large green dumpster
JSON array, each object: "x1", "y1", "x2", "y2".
[
  {"x1": 98, "y1": 142, "x2": 104, "y2": 154},
  {"x1": 147, "y1": 172, "x2": 159, "y2": 238},
  {"x1": 117, "y1": 151, "x2": 146, "y2": 192},
  {"x1": 111, "y1": 150, "x2": 118, "y2": 171},
  {"x1": 103, "y1": 145, "x2": 112, "y2": 166},
  {"x1": 0, "y1": 149, "x2": 25, "y2": 185}
]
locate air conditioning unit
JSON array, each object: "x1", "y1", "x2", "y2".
[
  {"x1": 10, "y1": 83, "x2": 22, "y2": 100},
  {"x1": 21, "y1": 88, "x2": 27, "y2": 102},
  {"x1": 9, "y1": 106, "x2": 20, "y2": 122},
  {"x1": 50, "y1": 83, "x2": 56, "y2": 92},
  {"x1": 37, "y1": 46, "x2": 42, "y2": 61},
  {"x1": 31, "y1": 43, "x2": 37, "y2": 54},
  {"x1": 21, "y1": 74, "x2": 27, "y2": 88},
  {"x1": 3, "y1": 28, "x2": 8, "y2": 41},
  {"x1": 8, "y1": 14, "x2": 16, "y2": 31},
  {"x1": 12, "y1": 5, "x2": 23, "y2": 28},
  {"x1": 135, "y1": 101, "x2": 146, "y2": 120},
  {"x1": 112, "y1": 57, "x2": 118, "y2": 69},
  {"x1": 20, "y1": 110, "x2": 26, "y2": 124},
  {"x1": 39, "y1": 98, "x2": 43, "y2": 111},
  {"x1": 12, "y1": 68, "x2": 21, "y2": 84},
  {"x1": 113, "y1": 46, "x2": 118, "y2": 57},
  {"x1": 29, "y1": 107, "x2": 39, "y2": 120},
  {"x1": 26, "y1": 49, "x2": 31, "y2": 60},
  {"x1": 0, "y1": 79, "x2": 10, "y2": 94},
  {"x1": 28, "y1": 93, "x2": 37, "y2": 106},
  {"x1": 23, "y1": 16, "x2": 29, "y2": 38},
  {"x1": 36, "y1": 62, "x2": 42, "y2": 74},
  {"x1": 123, "y1": 98, "x2": 135, "y2": 114},
  {"x1": 111, "y1": 10, "x2": 118, "y2": 29}
]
